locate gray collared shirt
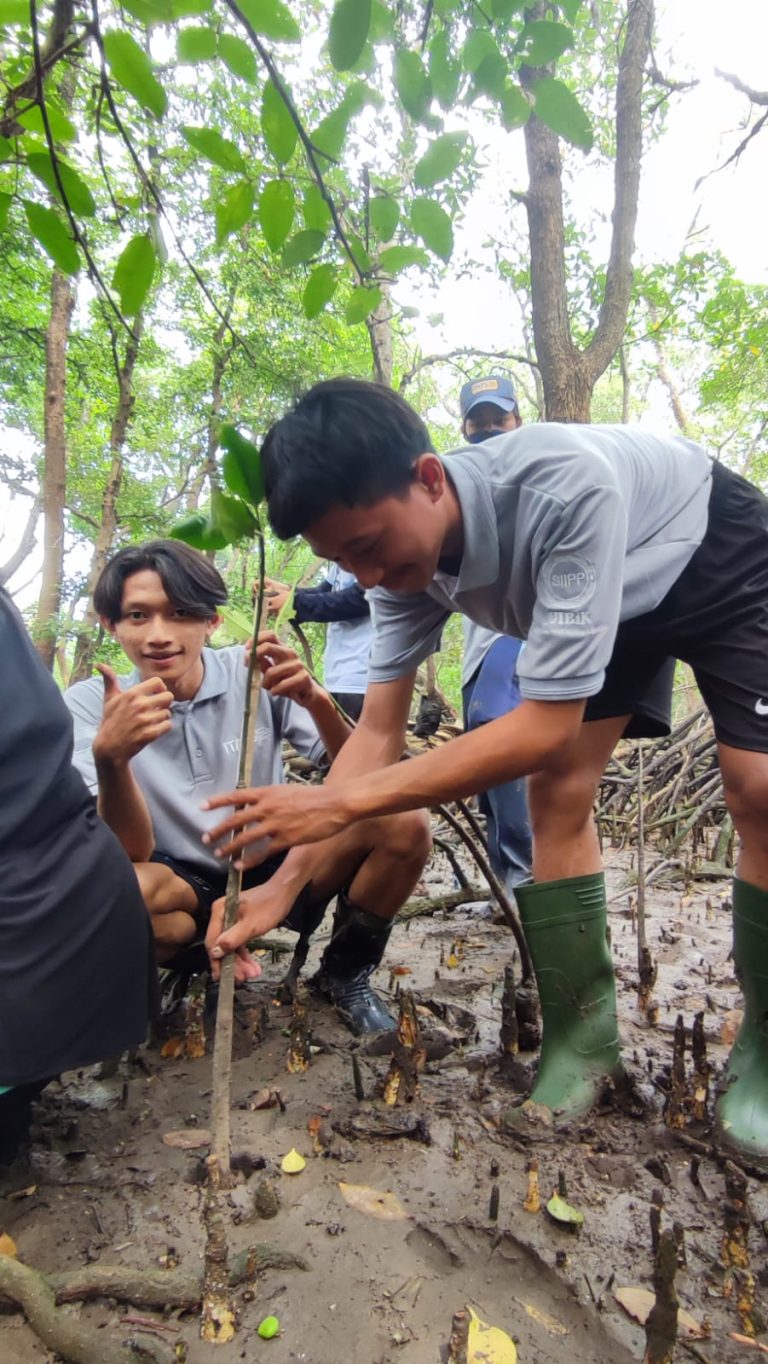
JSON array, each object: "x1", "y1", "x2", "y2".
[
  {"x1": 65, "y1": 645, "x2": 325, "y2": 871},
  {"x1": 369, "y1": 424, "x2": 713, "y2": 701}
]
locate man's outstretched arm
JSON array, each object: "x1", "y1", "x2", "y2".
[{"x1": 203, "y1": 689, "x2": 584, "y2": 865}]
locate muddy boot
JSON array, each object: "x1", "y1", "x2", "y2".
[
  {"x1": 502, "y1": 873, "x2": 623, "y2": 1129},
  {"x1": 311, "y1": 893, "x2": 396, "y2": 1036},
  {"x1": 716, "y1": 879, "x2": 768, "y2": 1167}
]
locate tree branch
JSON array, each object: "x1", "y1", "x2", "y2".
[
  {"x1": 716, "y1": 69, "x2": 768, "y2": 106},
  {"x1": 0, "y1": 492, "x2": 41, "y2": 585},
  {"x1": 399, "y1": 346, "x2": 539, "y2": 391}
]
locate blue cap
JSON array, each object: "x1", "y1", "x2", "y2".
[{"x1": 459, "y1": 374, "x2": 518, "y2": 419}]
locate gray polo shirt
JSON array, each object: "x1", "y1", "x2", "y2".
[
  {"x1": 65, "y1": 645, "x2": 325, "y2": 872},
  {"x1": 369, "y1": 424, "x2": 713, "y2": 702}
]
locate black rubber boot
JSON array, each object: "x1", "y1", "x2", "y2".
[{"x1": 311, "y1": 893, "x2": 396, "y2": 1035}]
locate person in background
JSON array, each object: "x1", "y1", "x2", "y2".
[
  {"x1": 457, "y1": 374, "x2": 532, "y2": 893},
  {"x1": 64, "y1": 541, "x2": 430, "y2": 1035},
  {"x1": 263, "y1": 564, "x2": 372, "y2": 722},
  {"x1": 0, "y1": 588, "x2": 155, "y2": 1165}
]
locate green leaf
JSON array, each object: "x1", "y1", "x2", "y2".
[
  {"x1": 491, "y1": 0, "x2": 526, "y2": 18},
  {"x1": 214, "y1": 179, "x2": 255, "y2": 246},
  {"x1": 369, "y1": 194, "x2": 399, "y2": 241},
  {"x1": 169, "y1": 513, "x2": 227, "y2": 551},
  {"x1": 181, "y1": 125, "x2": 246, "y2": 172},
  {"x1": 500, "y1": 82, "x2": 530, "y2": 130},
  {"x1": 122, "y1": 0, "x2": 174, "y2": 22},
  {"x1": 17, "y1": 103, "x2": 76, "y2": 143},
  {"x1": 302, "y1": 263, "x2": 337, "y2": 319},
  {"x1": 410, "y1": 197, "x2": 453, "y2": 262},
  {"x1": 171, "y1": 0, "x2": 212, "y2": 14},
  {"x1": 0, "y1": 191, "x2": 12, "y2": 231},
  {"x1": 348, "y1": 235, "x2": 370, "y2": 273},
  {"x1": 0, "y1": 0, "x2": 28, "y2": 23},
  {"x1": 112, "y1": 233, "x2": 156, "y2": 316},
  {"x1": 281, "y1": 228, "x2": 325, "y2": 267},
  {"x1": 218, "y1": 33, "x2": 258, "y2": 83},
  {"x1": 471, "y1": 51, "x2": 507, "y2": 99},
  {"x1": 220, "y1": 424, "x2": 264, "y2": 506},
  {"x1": 23, "y1": 200, "x2": 79, "y2": 274},
  {"x1": 0, "y1": 133, "x2": 12, "y2": 162},
  {"x1": 559, "y1": 0, "x2": 581, "y2": 21},
  {"x1": 259, "y1": 178, "x2": 295, "y2": 252},
  {"x1": 546, "y1": 1193, "x2": 584, "y2": 1226},
  {"x1": 517, "y1": 19, "x2": 573, "y2": 66},
  {"x1": 103, "y1": 31, "x2": 168, "y2": 119},
  {"x1": 257, "y1": 1316, "x2": 280, "y2": 1341},
  {"x1": 236, "y1": 0, "x2": 299, "y2": 41},
  {"x1": 394, "y1": 49, "x2": 433, "y2": 124},
  {"x1": 414, "y1": 131, "x2": 468, "y2": 188},
  {"x1": 530, "y1": 75, "x2": 592, "y2": 150},
  {"x1": 312, "y1": 82, "x2": 379, "y2": 160},
  {"x1": 177, "y1": 25, "x2": 218, "y2": 61},
  {"x1": 261, "y1": 78, "x2": 297, "y2": 165},
  {"x1": 210, "y1": 487, "x2": 258, "y2": 543},
  {"x1": 26, "y1": 152, "x2": 96, "y2": 217},
  {"x1": 329, "y1": 0, "x2": 371, "y2": 71},
  {"x1": 462, "y1": 29, "x2": 498, "y2": 72},
  {"x1": 345, "y1": 284, "x2": 382, "y2": 325},
  {"x1": 369, "y1": 0, "x2": 394, "y2": 40},
  {"x1": 429, "y1": 30, "x2": 462, "y2": 109},
  {"x1": 377, "y1": 244, "x2": 429, "y2": 273},
  {"x1": 303, "y1": 183, "x2": 332, "y2": 232},
  {"x1": 218, "y1": 604, "x2": 253, "y2": 642}
]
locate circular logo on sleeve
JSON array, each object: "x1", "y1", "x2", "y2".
[{"x1": 540, "y1": 554, "x2": 597, "y2": 610}]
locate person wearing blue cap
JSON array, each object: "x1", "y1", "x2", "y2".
[{"x1": 457, "y1": 375, "x2": 532, "y2": 894}]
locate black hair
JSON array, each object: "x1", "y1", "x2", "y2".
[
  {"x1": 262, "y1": 377, "x2": 435, "y2": 539},
  {"x1": 94, "y1": 539, "x2": 228, "y2": 625}
]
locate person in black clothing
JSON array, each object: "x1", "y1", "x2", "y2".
[
  {"x1": 0, "y1": 588, "x2": 155, "y2": 1164},
  {"x1": 264, "y1": 566, "x2": 372, "y2": 722}
]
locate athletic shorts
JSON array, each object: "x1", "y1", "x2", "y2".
[
  {"x1": 149, "y1": 851, "x2": 325, "y2": 936},
  {"x1": 585, "y1": 460, "x2": 768, "y2": 751}
]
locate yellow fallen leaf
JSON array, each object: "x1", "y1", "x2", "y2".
[
  {"x1": 546, "y1": 1193, "x2": 584, "y2": 1227},
  {"x1": 467, "y1": 1305, "x2": 517, "y2": 1362},
  {"x1": 338, "y1": 1181, "x2": 409, "y2": 1221},
  {"x1": 281, "y1": 1148, "x2": 306, "y2": 1175},
  {"x1": 729, "y1": 1333, "x2": 768, "y2": 1354},
  {"x1": 614, "y1": 1286, "x2": 707, "y2": 1338},
  {"x1": 161, "y1": 1036, "x2": 184, "y2": 1058},
  {"x1": 519, "y1": 1300, "x2": 569, "y2": 1335},
  {"x1": 161, "y1": 1128, "x2": 211, "y2": 1150},
  {"x1": 0, "y1": 1233, "x2": 18, "y2": 1258}
]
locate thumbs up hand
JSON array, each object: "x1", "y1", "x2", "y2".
[{"x1": 93, "y1": 664, "x2": 174, "y2": 763}]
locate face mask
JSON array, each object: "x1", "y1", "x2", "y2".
[{"x1": 467, "y1": 428, "x2": 503, "y2": 444}]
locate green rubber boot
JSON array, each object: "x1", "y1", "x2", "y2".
[
  {"x1": 502, "y1": 872, "x2": 623, "y2": 1129},
  {"x1": 715, "y1": 879, "x2": 768, "y2": 1167}
]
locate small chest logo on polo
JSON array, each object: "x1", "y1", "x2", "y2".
[
  {"x1": 540, "y1": 554, "x2": 597, "y2": 611},
  {"x1": 756, "y1": 698, "x2": 768, "y2": 716},
  {"x1": 222, "y1": 738, "x2": 240, "y2": 754}
]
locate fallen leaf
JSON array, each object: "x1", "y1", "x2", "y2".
[
  {"x1": 338, "y1": 1181, "x2": 409, "y2": 1221},
  {"x1": 307, "y1": 1115, "x2": 328, "y2": 1154},
  {"x1": 160, "y1": 1036, "x2": 184, "y2": 1059},
  {"x1": 729, "y1": 1334, "x2": 768, "y2": 1354},
  {"x1": 0, "y1": 1233, "x2": 18, "y2": 1257},
  {"x1": 391, "y1": 966, "x2": 412, "y2": 976},
  {"x1": 721, "y1": 1010, "x2": 742, "y2": 1048},
  {"x1": 467, "y1": 1305, "x2": 517, "y2": 1362},
  {"x1": 249, "y1": 1088, "x2": 277, "y2": 1110},
  {"x1": 162, "y1": 1128, "x2": 211, "y2": 1150},
  {"x1": 445, "y1": 952, "x2": 460, "y2": 969},
  {"x1": 257, "y1": 1314, "x2": 280, "y2": 1339},
  {"x1": 614, "y1": 1286, "x2": 707, "y2": 1338},
  {"x1": 281, "y1": 1148, "x2": 306, "y2": 1175},
  {"x1": 546, "y1": 1193, "x2": 584, "y2": 1227},
  {"x1": 6, "y1": 1185, "x2": 36, "y2": 1201},
  {"x1": 519, "y1": 1300, "x2": 569, "y2": 1335}
]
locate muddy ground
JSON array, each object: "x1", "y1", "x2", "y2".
[{"x1": 1, "y1": 847, "x2": 765, "y2": 1364}]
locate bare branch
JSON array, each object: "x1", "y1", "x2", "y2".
[
  {"x1": 0, "y1": 493, "x2": 41, "y2": 585},
  {"x1": 716, "y1": 69, "x2": 768, "y2": 106},
  {"x1": 399, "y1": 346, "x2": 539, "y2": 392}
]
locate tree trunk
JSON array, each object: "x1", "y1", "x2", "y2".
[
  {"x1": 366, "y1": 283, "x2": 394, "y2": 386},
  {"x1": 522, "y1": 0, "x2": 654, "y2": 421},
  {"x1": 34, "y1": 268, "x2": 74, "y2": 670},
  {"x1": 69, "y1": 324, "x2": 142, "y2": 684},
  {"x1": 0, "y1": 493, "x2": 41, "y2": 587}
]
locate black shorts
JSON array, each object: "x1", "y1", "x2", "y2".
[
  {"x1": 149, "y1": 852, "x2": 327, "y2": 937},
  {"x1": 585, "y1": 460, "x2": 768, "y2": 751}
]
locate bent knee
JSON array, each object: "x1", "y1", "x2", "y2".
[
  {"x1": 134, "y1": 862, "x2": 197, "y2": 917},
  {"x1": 528, "y1": 769, "x2": 599, "y2": 836},
  {"x1": 374, "y1": 809, "x2": 432, "y2": 865},
  {"x1": 723, "y1": 771, "x2": 768, "y2": 825}
]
